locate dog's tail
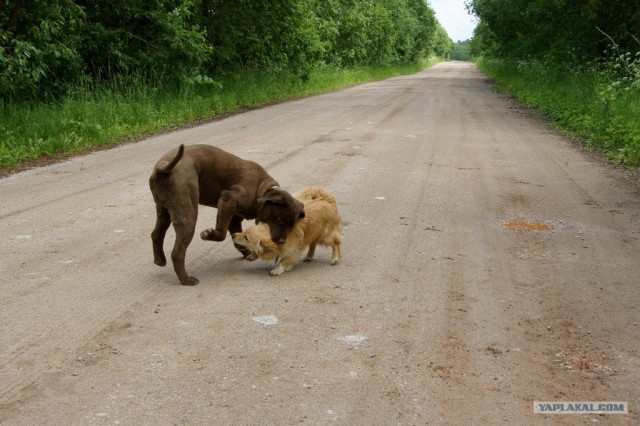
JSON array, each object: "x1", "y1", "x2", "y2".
[
  {"x1": 156, "y1": 144, "x2": 184, "y2": 174},
  {"x1": 296, "y1": 186, "x2": 336, "y2": 207}
]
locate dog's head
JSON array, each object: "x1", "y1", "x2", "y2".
[
  {"x1": 256, "y1": 187, "x2": 305, "y2": 244},
  {"x1": 232, "y1": 227, "x2": 279, "y2": 261}
]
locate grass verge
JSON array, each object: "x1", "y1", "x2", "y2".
[
  {"x1": 476, "y1": 58, "x2": 640, "y2": 167},
  {"x1": 0, "y1": 58, "x2": 441, "y2": 170}
]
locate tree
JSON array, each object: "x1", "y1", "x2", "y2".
[
  {"x1": 76, "y1": 0, "x2": 211, "y2": 79},
  {"x1": 1, "y1": 0, "x2": 447, "y2": 101},
  {"x1": 1, "y1": 0, "x2": 84, "y2": 99},
  {"x1": 467, "y1": 0, "x2": 640, "y2": 62},
  {"x1": 433, "y1": 23, "x2": 453, "y2": 59},
  {"x1": 451, "y1": 39, "x2": 471, "y2": 61}
]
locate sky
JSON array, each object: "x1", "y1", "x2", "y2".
[{"x1": 429, "y1": 0, "x2": 477, "y2": 42}]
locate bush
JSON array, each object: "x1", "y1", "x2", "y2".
[{"x1": 478, "y1": 53, "x2": 640, "y2": 166}]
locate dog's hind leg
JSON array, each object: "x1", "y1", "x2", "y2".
[
  {"x1": 330, "y1": 235, "x2": 341, "y2": 265},
  {"x1": 229, "y1": 215, "x2": 253, "y2": 258},
  {"x1": 171, "y1": 208, "x2": 200, "y2": 286},
  {"x1": 152, "y1": 205, "x2": 171, "y2": 267}
]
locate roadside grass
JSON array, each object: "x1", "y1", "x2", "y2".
[
  {"x1": 0, "y1": 58, "x2": 440, "y2": 168},
  {"x1": 477, "y1": 58, "x2": 640, "y2": 167}
]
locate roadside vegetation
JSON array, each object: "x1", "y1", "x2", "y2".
[
  {"x1": 468, "y1": 0, "x2": 640, "y2": 166},
  {"x1": 0, "y1": 60, "x2": 442, "y2": 168},
  {"x1": 451, "y1": 40, "x2": 472, "y2": 61},
  {"x1": 0, "y1": 0, "x2": 452, "y2": 168}
]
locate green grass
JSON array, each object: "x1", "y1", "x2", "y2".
[
  {"x1": 0, "y1": 58, "x2": 441, "y2": 168},
  {"x1": 477, "y1": 58, "x2": 640, "y2": 166}
]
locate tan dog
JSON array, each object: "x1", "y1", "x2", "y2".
[{"x1": 232, "y1": 187, "x2": 342, "y2": 275}]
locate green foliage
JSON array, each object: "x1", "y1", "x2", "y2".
[
  {"x1": 305, "y1": 0, "x2": 441, "y2": 68},
  {"x1": 468, "y1": 0, "x2": 640, "y2": 165},
  {"x1": 1, "y1": 0, "x2": 447, "y2": 103},
  {"x1": 202, "y1": 0, "x2": 324, "y2": 73},
  {"x1": 478, "y1": 57, "x2": 640, "y2": 166},
  {"x1": 468, "y1": 0, "x2": 640, "y2": 62},
  {"x1": 432, "y1": 22, "x2": 453, "y2": 59},
  {"x1": 78, "y1": 0, "x2": 212, "y2": 79},
  {"x1": 451, "y1": 39, "x2": 472, "y2": 61},
  {"x1": 0, "y1": 59, "x2": 441, "y2": 167},
  {"x1": 0, "y1": 0, "x2": 451, "y2": 166},
  {"x1": 0, "y1": 0, "x2": 85, "y2": 99}
]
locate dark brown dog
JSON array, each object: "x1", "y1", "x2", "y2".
[
  {"x1": 256, "y1": 187, "x2": 309, "y2": 244},
  {"x1": 149, "y1": 144, "x2": 304, "y2": 285}
]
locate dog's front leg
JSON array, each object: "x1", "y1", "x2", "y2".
[
  {"x1": 270, "y1": 255, "x2": 299, "y2": 276},
  {"x1": 304, "y1": 242, "x2": 317, "y2": 262},
  {"x1": 270, "y1": 262, "x2": 286, "y2": 276},
  {"x1": 201, "y1": 186, "x2": 250, "y2": 242},
  {"x1": 200, "y1": 190, "x2": 237, "y2": 242}
]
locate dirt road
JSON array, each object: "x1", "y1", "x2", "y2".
[{"x1": 1, "y1": 62, "x2": 639, "y2": 424}]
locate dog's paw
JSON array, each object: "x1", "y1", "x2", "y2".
[
  {"x1": 330, "y1": 259, "x2": 339, "y2": 265},
  {"x1": 246, "y1": 251, "x2": 258, "y2": 261},
  {"x1": 201, "y1": 228, "x2": 226, "y2": 241},
  {"x1": 303, "y1": 256, "x2": 314, "y2": 262},
  {"x1": 180, "y1": 276, "x2": 200, "y2": 286},
  {"x1": 270, "y1": 265, "x2": 285, "y2": 276}
]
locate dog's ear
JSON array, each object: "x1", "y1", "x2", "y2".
[
  {"x1": 255, "y1": 240, "x2": 264, "y2": 255},
  {"x1": 258, "y1": 195, "x2": 285, "y2": 206},
  {"x1": 231, "y1": 233, "x2": 247, "y2": 247},
  {"x1": 259, "y1": 238, "x2": 278, "y2": 254},
  {"x1": 297, "y1": 200, "x2": 305, "y2": 218},
  {"x1": 258, "y1": 187, "x2": 285, "y2": 206}
]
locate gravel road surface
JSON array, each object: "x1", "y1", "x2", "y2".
[{"x1": 1, "y1": 62, "x2": 639, "y2": 424}]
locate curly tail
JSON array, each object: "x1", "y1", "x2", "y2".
[
  {"x1": 295, "y1": 186, "x2": 337, "y2": 207},
  {"x1": 156, "y1": 144, "x2": 184, "y2": 174}
]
